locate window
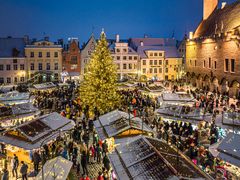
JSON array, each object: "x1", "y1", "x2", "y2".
[
  {"x1": 14, "y1": 77, "x2": 17, "y2": 83},
  {"x1": 123, "y1": 56, "x2": 127, "y2": 60},
  {"x1": 134, "y1": 56, "x2": 137, "y2": 60},
  {"x1": 214, "y1": 61, "x2": 217, "y2": 69},
  {"x1": 54, "y1": 73, "x2": 58, "y2": 80},
  {"x1": 0, "y1": 77, "x2": 4, "y2": 83},
  {"x1": 70, "y1": 56, "x2": 78, "y2": 64},
  {"x1": 165, "y1": 68, "x2": 168, "y2": 73},
  {"x1": 208, "y1": 58, "x2": 211, "y2": 68},
  {"x1": 116, "y1": 49, "x2": 120, "y2": 53},
  {"x1": 7, "y1": 77, "x2": 11, "y2": 83},
  {"x1": 20, "y1": 77, "x2": 24, "y2": 82},
  {"x1": 0, "y1": 65, "x2": 3, "y2": 71},
  {"x1": 30, "y1": 52, "x2": 34, "y2": 57},
  {"x1": 159, "y1": 68, "x2": 162, "y2": 73},
  {"x1": 159, "y1": 60, "x2": 162, "y2": 65},
  {"x1": 129, "y1": 64, "x2": 132, "y2": 69},
  {"x1": 6, "y1": 65, "x2": 11, "y2": 70},
  {"x1": 54, "y1": 52, "x2": 58, "y2": 58},
  {"x1": 142, "y1": 68, "x2": 146, "y2": 73},
  {"x1": 150, "y1": 68, "x2": 153, "y2": 73},
  {"x1": 38, "y1": 63, "x2": 42, "y2": 70},
  {"x1": 154, "y1": 60, "x2": 158, "y2": 65},
  {"x1": 13, "y1": 64, "x2": 18, "y2": 70},
  {"x1": 46, "y1": 52, "x2": 50, "y2": 58},
  {"x1": 142, "y1": 60, "x2": 146, "y2": 65},
  {"x1": 129, "y1": 56, "x2": 132, "y2": 60},
  {"x1": 30, "y1": 63, "x2": 34, "y2": 70},
  {"x1": 190, "y1": 60, "x2": 192, "y2": 66},
  {"x1": 20, "y1": 64, "x2": 24, "y2": 70},
  {"x1": 123, "y1": 49, "x2": 127, "y2": 53},
  {"x1": 195, "y1": 60, "x2": 197, "y2": 67},
  {"x1": 154, "y1": 53, "x2": 158, "y2": 56},
  {"x1": 159, "y1": 53, "x2": 162, "y2": 57},
  {"x1": 54, "y1": 63, "x2": 58, "y2": 70},
  {"x1": 154, "y1": 68, "x2": 157, "y2": 73},
  {"x1": 203, "y1": 60, "x2": 206, "y2": 68},
  {"x1": 165, "y1": 60, "x2": 168, "y2": 65},
  {"x1": 150, "y1": 53, "x2": 153, "y2": 56},
  {"x1": 117, "y1": 56, "x2": 120, "y2": 60},
  {"x1": 231, "y1": 59, "x2": 235, "y2": 73},
  {"x1": 117, "y1": 64, "x2": 120, "y2": 69},
  {"x1": 224, "y1": 59, "x2": 229, "y2": 72},
  {"x1": 46, "y1": 63, "x2": 51, "y2": 70},
  {"x1": 13, "y1": 59, "x2": 17, "y2": 63},
  {"x1": 88, "y1": 51, "x2": 91, "y2": 55},
  {"x1": 70, "y1": 65, "x2": 77, "y2": 70},
  {"x1": 150, "y1": 60, "x2": 153, "y2": 65},
  {"x1": 38, "y1": 52, "x2": 42, "y2": 58},
  {"x1": 123, "y1": 64, "x2": 127, "y2": 69}
]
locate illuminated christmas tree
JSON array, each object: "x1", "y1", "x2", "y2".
[{"x1": 80, "y1": 30, "x2": 120, "y2": 115}]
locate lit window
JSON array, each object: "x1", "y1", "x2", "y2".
[
  {"x1": 150, "y1": 60, "x2": 153, "y2": 65},
  {"x1": 13, "y1": 64, "x2": 18, "y2": 70},
  {"x1": 142, "y1": 60, "x2": 146, "y2": 65},
  {"x1": 123, "y1": 64, "x2": 127, "y2": 69},
  {"x1": 150, "y1": 68, "x2": 153, "y2": 73},
  {"x1": 154, "y1": 60, "x2": 157, "y2": 65},
  {"x1": 142, "y1": 68, "x2": 146, "y2": 73}
]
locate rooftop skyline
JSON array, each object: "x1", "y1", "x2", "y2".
[{"x1": 0, "y1": 0, "x2": 237, "y2": 43}]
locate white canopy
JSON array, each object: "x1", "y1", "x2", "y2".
[{"x1": 36, "y1": 156, "x2": 73, "y2": 180}]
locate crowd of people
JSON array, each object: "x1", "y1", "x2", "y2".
[{"x1": 0, "y1": 80, "x2": 239, "y2": 180}]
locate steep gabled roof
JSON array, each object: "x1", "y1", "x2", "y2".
[{"x1": 194, "y1": 0, "x2": 240, "y2": 38}]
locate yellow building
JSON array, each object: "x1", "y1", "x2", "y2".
[
  {"x1": 25, "y1": 39, "x2": 62, "y2": 83},
  {"x1": 137, "y1": 46, "x2": 183, "y2": 81}
]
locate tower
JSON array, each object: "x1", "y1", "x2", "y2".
[{"x1": 203, "y1": 0, "x2": 218, "y2": 20}]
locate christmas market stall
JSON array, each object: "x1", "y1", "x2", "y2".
[
  {"x1": 0, "y1": 103, "x2": 40, "y2": 128},
  {"x1": 94, "y1": 110, "x2": 154, "y2": 151},
  {"x1": 158, "y1": 92, "x2": 196, "y2": 106},
  {"x1": 0, "y1": 112, "x2": 75, "y2": 169},
  {"x1": 36, "y1": 156, "x2": 73, "y2": 180},
  {"x1": 30, "y1": 82, "x2": 56, "y2": 92},
  {"x1": 0, "y1": 91, "x2": 30, "y2": 105},
  {"x1": 209, "y1": 133, "x2": 240, "y2": 178},
  {"x1": 108, "y1": 136, "x2": 212, "y2": 180}
]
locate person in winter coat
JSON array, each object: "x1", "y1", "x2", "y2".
[
  {"x1": 103, "y1": 155, "x2": 110, "y2": 171},
  {"x1": 11, "y1": 154, "x2": 19, "y2": 178},
  {"x1": 81, "y1": 151, "x2": 88, "y2": 176},
  {"x1": 1, "y1": 169, "x2": 9, "y2": 180},
  {"x1": 32, "y1": 151, "x2": 41, "y2": 173},
  {"x1": 20, "y1": 161, "x2": 28, "y2": 180}
]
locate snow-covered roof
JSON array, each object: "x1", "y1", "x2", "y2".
[
  {"x1": 161, "y1": 92, "x2": 195, "y2": 102},
  {"x1": 0, "y1": 112, "x2": 75, "y2": 150},
  {"x1": 36, "y1": 156, "x2": 73, "y2": 180},
  {"x1": 109, "y1": 136, "x2": 211, "y2": 180},
  {"x1": 0, "y1": 91, "x2": 29, "y2": 102},
  {"x1": 33, "y1": 82, "x2": 56, "y2": 90},
  {"x1": 209, "y1": 133, "x2": 240, "y2": 167},
  {"x1": 94, "y1": 110, "x2": 153, "y2": 140}
]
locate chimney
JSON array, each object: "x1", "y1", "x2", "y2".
[
  {"x1": 203, "y1": 0, "x2": 218, "y2": 20},
  {"x1": 23, "y1": 35, "x2": 29, "y2": 44},
  {"x1": 116, "y1": 34, "x2": 120, "y2": 43},
  {"x1": 140, "y1": 41, "x2": 144, "y2": 46},
  {"x1": 221, "y1": 2, "x2": 227, "y2": 9},
  {"x1": 44, "y1": 36, "x2": 49, "y2": 41}
]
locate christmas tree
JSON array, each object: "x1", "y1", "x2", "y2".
[{"x1": 80, "y1": 31, "x2": 120, "y2": 115}]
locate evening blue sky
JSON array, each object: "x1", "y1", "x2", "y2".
[{"x1": 0, "y1": 0, "x2": 236, "y2": 44}]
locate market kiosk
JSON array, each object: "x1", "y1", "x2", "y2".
[
  {"x1": 0, "y1": 112, "x2": 75, "y2": 172},
  {"x1": 209, "y1": 133, "x2": 240, "y2": 178},
  {"x1": 93, "y1": 110, "x2": 154, "y2": 151},
  {"x1": 30, "y1": 82, "x2": 57, "y2": 93},
  {"x1": 0, "y1": 103, "x2": 40, "y2": 128}
]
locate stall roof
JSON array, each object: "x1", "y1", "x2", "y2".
[
  {"x1": 33, "y1": 82, "x2": 56, "y2": 90},
  {"x1": 155, "y1": 104, "x2": 212, "y2": 122},
  {"x1": 36, "y1": 156, "x2": 73, "y2": 180},
  {"x1": 0, "y1": 91, "x2": 29, "y2": 102},
  {"x1": 210, "y1": 133, "x2": 240, "y2": 167},
  {"x1": 94, "y1": 110, "x2": 153, "y2": 140},
  {"x1": 109, "y1": 136, "x2": 211, "y2": 180},
  {"x1": 161, "y1": 93, "x2": 195, "y2": 103},
  {"x1": 0, "y1": 112, "x2": 75, "y2": 150}
]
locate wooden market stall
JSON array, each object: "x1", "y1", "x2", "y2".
[
  {"x1": 0, "y1": 112, "x2": 75, "y2": 166},
  {"x1": 94, "y1": 110, "x2": 154, "y2": 151},
  {"x1": 30, "y1": 82, "x2": 57, "y2": 92},
  {"x1": 108, "y1": 136, "x2": 213, "y2": 180}
]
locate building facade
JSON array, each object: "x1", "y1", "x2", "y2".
[
  {"x1": 186, "y1": 0, "x2": 240, "y2": 97},
  {"x1": 80, "y1": 34, "x2": 96, "y2": 79},
  {"x1": 62, "y1": 38, "x2": 81, "y2": 81},
  {"x1": 130, "y1": 38, "x2": 183, "y2": 81},
  {"x1": 0, "y1": 37, "x2": 27, "y2": 85},
  {"x1": 25, "y1": 39, "x2": 62, "y2": 83},
  {"x1": 110, "y1": 35, "x2": 139, "y2": 80}
]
